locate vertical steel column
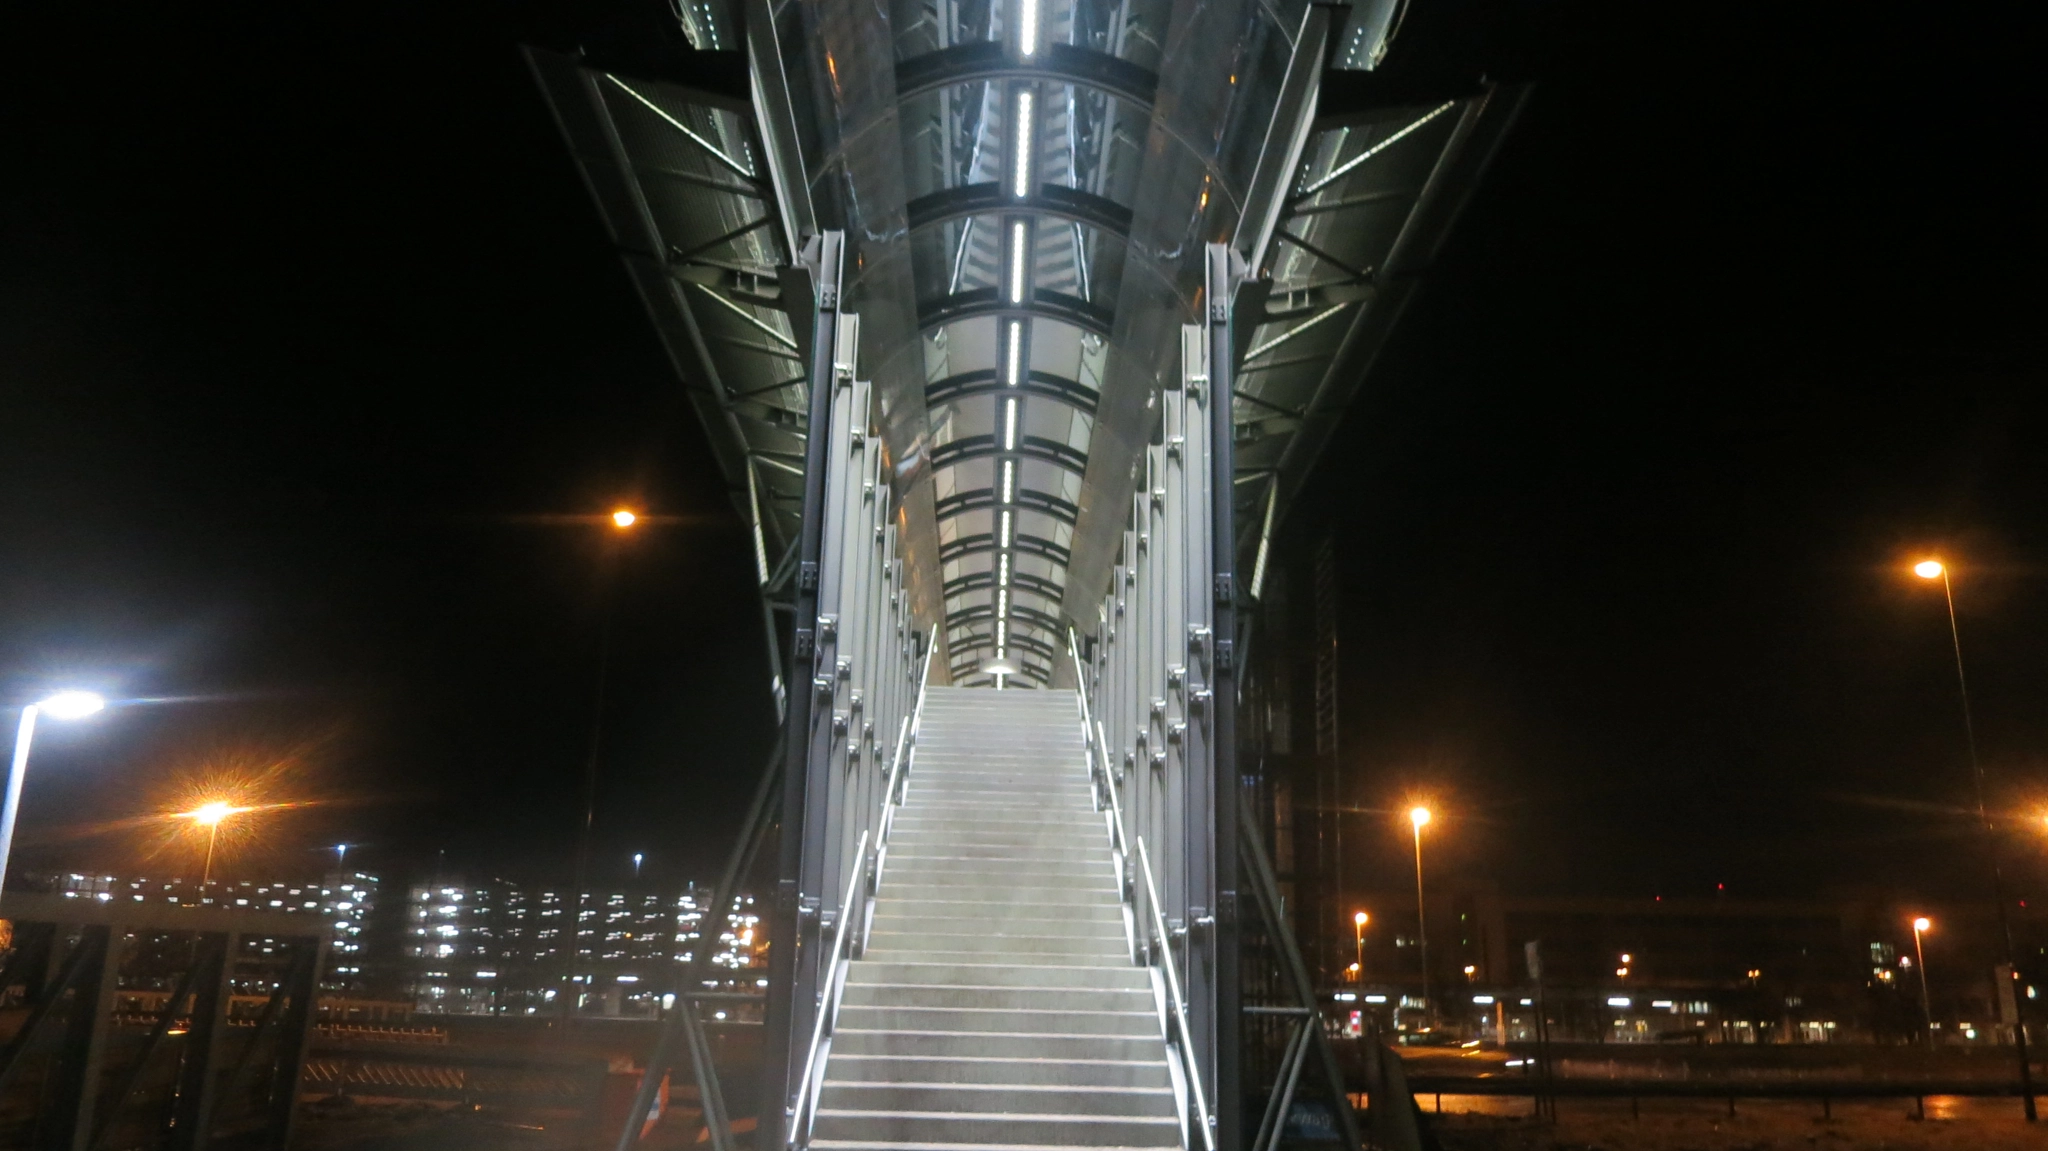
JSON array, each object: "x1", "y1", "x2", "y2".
[
  {"x1": 169, "y1": 932, "x2": 235, "y2": 1151},
  {"x1": 814, "y1": 361, "x2": 864, "y2": 918},
  {"x1": 1176, "y1": 320, "x2": 1219, "y2": 1141},
  {"x1": 49, "y1": 925, "x2": 120, "y2": 1151},
  {"x1": 766, "y1": 230, "x2": 845, "y2": 1147},
  {"x1": 266, "y1": 938, "x2": 328, "y2": 1147},
  {"x1": 1204, "y1": 243, "x2": 1244, "y2": 1151}
]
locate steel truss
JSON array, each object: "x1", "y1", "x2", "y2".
[{"x1": 0, "y1": 894, "x2": 325, "y2": 1151}]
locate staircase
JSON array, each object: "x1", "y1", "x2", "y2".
[{"x1": 809, "y1": 685, "x2": 1183, "y2": 1150}]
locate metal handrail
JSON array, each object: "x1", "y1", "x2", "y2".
[
  {"x1": 1138, "y1": 837, "x2": 1216, "y2": 1151},
  {"x1": 788, "y1": 828, "x2": 867, "y2": 1144},
  {"x1": 789, "y1": 630, "x2": 937, "y2": 1147},
  {"x1": 1071, "y1": 630, "x2": 1212, "y2": 1151},
  {"x1": 1068, "y1": 630, "x2": 1128, "y2": 858}
]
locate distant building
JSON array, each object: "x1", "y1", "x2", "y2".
[
  {"x1": 53, "y1": 870, "x2": 388, "y2": 994},
  {"x1": 1332, "y1": 885, "x2": 2042, "y2": 1045},
  {"x1": 402, "y1": 879, "x2": 765, "y2": 1016}
]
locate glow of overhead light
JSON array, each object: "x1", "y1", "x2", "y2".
[
  {"x1": 1005, "y1": 321, "x2": 1023, "y2": 385},
  {"x1": 1606, "y1": 997, "x2": 1631, "y2": 1008},
  {"x1": 185, "y1": 801, "x2": 251, "y2": 827},
  {"x1": 1914, "y1": 559, "x2": 1944, "y2": 579},
  {"x1": 996, "y1": 620, "x2": 1007, "y2": 645},
  {"x1": 1409, "y1": 806, "x2": 1431, "y2": 829},
  {"x1": 1004, "y1": 397, "x2": 1018, "y2": 450},
  {"x1": 612, "y1": 509, "x2": 638, "y2": 528},
  {"x1": 1001, "y1": 460, "x2": 1015, "y2": 504},
  {"x1": 1620, "y1": 953, "x2": 1632, "y2": 964},
  {"x1": 1914, "y1": 916, "x2": 1931, "y2": 932},
  {"x1": 998, "y1": 553, "x2": 1011, "y2": 587},
  {"x1": 37, "y1": 691, "x2": 106, "y2": 720},
  {"x1": 1354, "y1": 911, "x2": 1368, "y2": 926},
  {"x1": 1012, "y1": 91, "x2": 1034, "y2": 197},
  {"x1": 999, "y1": 510, "x2": 1012, "y2": 547},
  {"x1": 1009, "y1": 221, "x2": 1028, "y2": 302},
  {"x1": 997, "y1": 589, "x2": 1009, "y2": 617},
  {"x1": 1019, "y1": 0, "x2": 1039, "y2": 55}
]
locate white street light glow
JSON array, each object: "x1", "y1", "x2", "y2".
[{"x1": 38, "y1": 692, "x2": 105, "y2": 720}]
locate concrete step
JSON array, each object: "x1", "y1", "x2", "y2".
[
  {"x1": 822, "y1": 1053, "x2": 1171, "y2": 1089},
  {"x1": 843, "y1": 961, "x2": 1149, "y2": 991},
  {"x1": 818, "y1": 1080, "x2": 1176, "y2": 1117},
  {"x1": 834, "y1": 1004, "x2": 1159, "y2": 1036},
  {"x1": 863, "y1": 948, "x2": 1127, "y2": 967},
  {"x1": 884, "y1": 856, "x2": 1113, "y2": 877},
  {"x1": 863, "y1": 932, "x2": 1126, "y2": 959},
  {"x1": 839, "y1": 982, "x2": 1150, "y2": 1013},
  {"x1": 885, "y1": 829, "x2": 1106, "y2": 850},
  {"x1": 869, "y1": 899, "x2": 1124, "y2": 923},
  {"x1": 868, "y1": 912, "x2": 1125, "y2": 937},
  {"x1": 876, "y1": 883, "x2": 1122, "y2": 904},
  {"x1": 808, "y1": 1104, "x2": 1180, "y2": 1147},
  {"x1": 828, "y1": 1026, "x2": 1171, "y2": 1065}
]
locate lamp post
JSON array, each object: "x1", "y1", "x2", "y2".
[
  {"x1": 1410, "y1": 806, "x2": 1432, "y2": 1027},
  {"x1": 1912, "y1": 917, "x2": 1935, "y2": 1049},
  {"x1": 1913, "y1": 558, "x2": 2036, "y2": 1118},
  {"x1": 182, "y1": 801, "x2": 251, "y2": 886},
  {"x1": 1353, "y1": 911, "x2": 1369, "y2": 983},
  {"x1": 2, "y1": 691, "x2": 107, "y2": 898}
]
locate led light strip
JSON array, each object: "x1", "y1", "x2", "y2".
[
  {"x1": 1008, "y1": 222, "x2": 1029, "y2": 303},
  {"x1": 1019, "y1": 0, "x2": 1039, "y2": 56},
  {"x1": 999, "y1": 510, "x2": 1013, "y2": 547},
  {"x1": 1003, "y1": 397, "x2": 1018, "y2": 450},
  {"x1": 1001, "y1": 460, "x2": 1015, "y2": 504},
  {"x1": 1005, "y1": 321, "x2": 1023, "y2": 385},
  {"x1": 1012, "y1": 90, "x2": 1034, "y2": 198}
]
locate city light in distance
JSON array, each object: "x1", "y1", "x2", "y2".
[
  {"x1": 612, "y1": 509, "x2": 638, "y2": 528},
  {"x1": 1913, "y1": 559, "x2": 1944, "y2": 579}
]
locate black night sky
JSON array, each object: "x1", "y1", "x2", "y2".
[{"x1": 1, "y1": 2, "x2": 2040, "y2": 904}]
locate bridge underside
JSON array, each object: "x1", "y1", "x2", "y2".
[{"x1": 529, "y1": 2, "x2": 1519, "y2": 1148}]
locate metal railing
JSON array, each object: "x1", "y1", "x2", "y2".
[
  {"x1": 788, "y1": 630, "x2": 935, "y2": 1147},
  {"x1": 1072, "y1": 631, "x2": 1215, "y2": 1151}
]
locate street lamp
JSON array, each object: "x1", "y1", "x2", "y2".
[
  {"x1": 1410, "y1": 806, "x2": 1432, "y2": 1026},
  {"x1": 1913, "y1": 558, "x2": 2036, "y2": 1117},
  {"x1": 1912, "y1": 916, "x2": 1935, "y2": 1049},
  {"x1": 2, "y1": 691, "x2": 107, "y2": 897},
  {"x1": 181, "y1": 800, "x2": 252, "y2": 886},
  {"x1": 1353, "y1": 911, "x2": 1369, "y2": 981},
  {"x1": 611, "y1": 509, "x2": 638, "y2": 529}
]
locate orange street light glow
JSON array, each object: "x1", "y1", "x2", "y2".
[
  {"x1": 1354, "y1": 911, "x2": 1369, "y2": 926},
  {"x1": 1914, "y1": 560, "x2": 1944, "y2": 579},
  {"x1": 1410, "y1": 806, "x2": 1431, "y2": 829},
  {"x1": 185, "y1": 801, "x2": 250, "y2": 826},
  {"x1": 1914, "y1": 916, "x2": 1932, "y2": 932},
  {"x1": 612, "y1": 509, "x2": 638, "y2": 528}
]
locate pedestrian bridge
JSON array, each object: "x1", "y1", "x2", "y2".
[{"x1": 526, "y1": 0, "x2": 1520, "y2": 1145}]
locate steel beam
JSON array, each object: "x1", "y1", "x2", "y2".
[
  {"x1": 907, "y1": 183, "x2": 1133, "y2": 239},
  {"x1": 765, "y1": 230, "x2": 845, "y2": 1150},
  {"x1": 917, "y1": 286, "x2": 1114, "y2": 339},
  {"x1": 896, "y1": 41, "x2": 1158, "y2": 108}
]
